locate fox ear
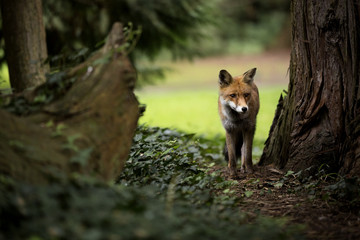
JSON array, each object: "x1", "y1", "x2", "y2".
[
  {"x1": 243, "y1": 68, "x2": 257, "y2": 84},
  {"x1": 219, "y1": 69, "x2": 232, "y2": 87}
]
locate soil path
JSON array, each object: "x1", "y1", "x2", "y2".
[{"x1": 215, "y1": 165, "x2": 360, "y2": 240}]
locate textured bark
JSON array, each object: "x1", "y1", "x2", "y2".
[
  {"x1": 0, "y1": 23, "x2": 139, "y2": 184},
  {"x1": 1, "y1": 0, "x2": 49, "y2": 91},
  {"x1": 259, "y1": 0, "x2": 360, "y2": 175}
]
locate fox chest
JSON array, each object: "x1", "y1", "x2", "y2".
[{"x1": 219, "y1": 104, "x2": 255, "y2": 133}]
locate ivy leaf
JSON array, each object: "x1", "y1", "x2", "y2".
[
  {"x1": 33, "y1": 94, "x2": 47, "y2": 103},
  {"x1": 285, "y1": 171, "x2": 295, "y2": 177},
  {"x1": 70, "y1": 148, "x2": 93, "y2": 167},
  {"x1": 245, "y1": 191, "x2": 253, "y2": 198},
  {"x1": 47, "y1": 71, "x2": 67, "y2": 85},
  {"x1": 274, "y1": 182, "x2": 284, "y2": 189}
]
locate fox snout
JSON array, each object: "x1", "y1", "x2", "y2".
[{"x1": 228, "y1": 101, "x2": 248, "y2": 113}]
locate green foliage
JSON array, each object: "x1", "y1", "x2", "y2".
[
  {"x1": 47, "y1": 22, "x2": 141, "y2": 72},
  {"x1": 40, "y1": 0, "x2": 217, "y2": 85},
  {"x1": 0, "y1": 0, "x2": 291, "y2": 88},
  {"x1": 0, "y1": 178, "x2": 303, "y2": 240},
  {"x1": 217, "y1": 0, "x2": 289, "y2": 46},
  {"x1": 42, "y1": 0, "x2": 215, "y2": 61},
  {"x1": 70, "y1": 147, "x2": 94, "y2": 167},
  {"x1": 324, "y1": 177, "x2": 360, "y2": 202},
  {"x1": 274, "y1": 166, "x2": 360, "y2": 205},
  {"x1": 0, "y1": 126, "x2": 304, "y2": 240},
  {"x1": 117, "y1": 125, "x2": 226, "y2": 204},
  {"x1": 1, "y1": 70, "x2": 74, "y2": 115},
  {"x1": 1, "y1": 0, "x2": 289, "y2": 64},
  {"x1": 1, "y1": 22, "x2": 140, "y2": 113},
  {"x1": 47, "y1": 48, "x2": 91, "y2": 72}
]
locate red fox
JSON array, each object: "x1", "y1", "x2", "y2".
[{"x1": 218, "y1": 68, "x2": 259, "y2": 178}]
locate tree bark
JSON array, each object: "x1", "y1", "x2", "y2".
[
  {"x1": 259, "y1": 0, "x2": 360, "y2": 176},
  {"x1": 0, "y1": 23, "x2": 139, "y2": 184},
  {"x1": 1, "y1": 0, "x2": 49, "y2": 92}
]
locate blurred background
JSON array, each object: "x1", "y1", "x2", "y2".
[{"x1": 0, "y1": 0, "x2": 291, "y2": 156}]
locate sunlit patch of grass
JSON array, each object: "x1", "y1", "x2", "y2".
[
  {"x1": 138, "y1": 89, "x2": 222, "y2": 137},
  {"x1": 0, "y1": 64, "x2": 10, "y2": 90},
  {"x1": 137, "y1": 86, "x2": 286, "y2": 152}
]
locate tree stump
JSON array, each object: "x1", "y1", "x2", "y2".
[{"x1": 0, "y1": 22, "x2": 140, "y2": 184}]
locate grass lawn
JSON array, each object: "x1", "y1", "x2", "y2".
[
  {"x1": 0, "y1": 64, "x2": 10, "y2": 89},
  {"x1": 137, "y1": 86, "x2": 286, "y2": 156}
]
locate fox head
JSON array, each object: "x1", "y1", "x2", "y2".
[{"x1": 218, "y1": 68, "x2": 257, "y2": 114}]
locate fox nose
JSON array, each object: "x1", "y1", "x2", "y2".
[{"x1": 242, "y1": 107, "x2": 248, "y2": 112}]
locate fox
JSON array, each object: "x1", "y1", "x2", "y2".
[{"x1": 218, "y1": 68, "x2": 259, "y2": 178}]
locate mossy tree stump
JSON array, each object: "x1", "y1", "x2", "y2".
[{"x1": 0, "y1": 23, "x2": 140, "y2": 184}]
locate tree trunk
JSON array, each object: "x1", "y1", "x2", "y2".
[
  {"x1": 0, "y1": 23, "x2": 139, "y2": 184},
  {"x1": 259, "y1": 0, "x2": 360, "y2": 176},
  {"x1": 1, "y1": 0, "x2": 49, "y2": 92}
]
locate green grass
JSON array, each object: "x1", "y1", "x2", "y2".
[
  {"x1": 0, "y1": 64, "x2": 10, "y2": 89},
  {"x1": 137, "y1": 86, "x2": 285, "y2": 153}
]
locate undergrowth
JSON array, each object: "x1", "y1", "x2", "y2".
[
  {"x1": 117, "y1": 125, "x2": 229, "y2": 205},
  {"x1": 280, "y1": 165, "x2": 360, "y2": 206},
  {"x1": 0, "y1": 125, "x2": 306, "y2": 240}
]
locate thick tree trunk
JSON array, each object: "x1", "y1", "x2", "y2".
[
  {"x1": 259, "y1": 0, "x2": 360, "y2": 175},
  {"x1": 1, "y1": 0, "x2": 49, "y2": 92},
  {"x1": 0, "y1": 23, "x2": 139, "y2": 184}
]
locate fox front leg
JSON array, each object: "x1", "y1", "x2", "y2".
[
  {"x1": 241, "y1": 130, "x2": 254, "y2": 173},
  {"x1": 226, "y1": 132, "x2": 238, "y2": 178}
]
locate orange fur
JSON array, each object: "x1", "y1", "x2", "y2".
[{"x1": 218, "y1": 68, "x2": 259, "y2": 178}]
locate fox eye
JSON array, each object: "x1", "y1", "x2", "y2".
[
  {"x1": 229, "y1": 94, "x2": 237, "y2": 98},
  {"x1": 244, "y1": 93, "x2": 250, "y2": 98}
]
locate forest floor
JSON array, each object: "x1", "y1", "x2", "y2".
[
  {"x1": 213, "y1": 165, "x2": 360, "y2": 240},
  {"x1": 3, "y1": 47, "x2": 359, "y2": 240},
  {"x1": 138, "y1": 51, "x2": 360, "y2": 239}
]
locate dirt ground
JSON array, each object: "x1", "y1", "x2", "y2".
[{"x1": 215, "y1": 165, "x2": 360, "y2": 240}]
